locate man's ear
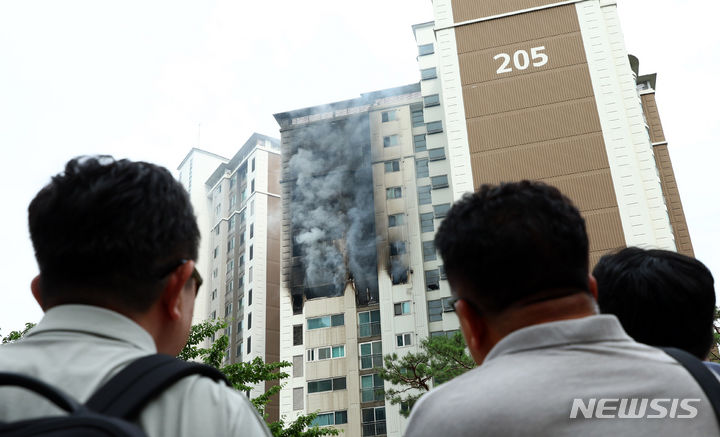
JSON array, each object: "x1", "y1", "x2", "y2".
[
  {"x1": 31, "y1": 275, "x2": 45, "y2": 311},
  {"x1": 588, "y1": 274, "x2": 598, "y2": 301},
  {"x1": 455, "y1": 299, "x2": 488, "y2": 365},
  {"x1": 161, "y1": 261, "x2": 195, "y2": 321}
]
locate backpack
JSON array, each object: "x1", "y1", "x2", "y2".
[{"x1": 0, "y1": 354, "x2": 229, "y2": 436}]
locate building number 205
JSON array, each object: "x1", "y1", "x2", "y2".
[{"x1": 494, "y1": 46, "x2": 548, "y2": 74}]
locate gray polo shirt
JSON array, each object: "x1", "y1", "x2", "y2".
[
  {"x1": 0, "y1": 305, "x2": 272, "y2": 437},
  {"x1": 405, "y1": 315, "x2": 719, "y2": 436}
]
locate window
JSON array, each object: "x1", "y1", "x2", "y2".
[
  {"x1": 386, "y1": 187, "x2": 402, "y2": 199},
  {"x1": 428, "y1": 147, "x2": 446, "y2": 161},
  {"x1": 388, "y1": 213, "x2": 404, "y2": 227},
  {"x1": 440, "y1": 265, "x2": 447, "y2": 280},
  {"x1": 227, "y1": 259, "x2": 234, "y2": 272},
  {"x1": 238, "y1": 274, "x2": 244, "y2": 289},
  {"x1": 250, "y1": 179, "x2": 255, "y2": 193},
  {"x1": 434, "y1": 203, "x2": 451, "y2": 218},
  {"x1": 215, "y1": 226, "x2": 220, "y2": 235},
  {"x1": 362, "y1": 407, "x2": 386, "y2": 436},
  {"x1": 418, "y1": 43, "x2": 434, "y2": 56},
  {"x1": 237, "y1": 320, "x2": 243, "y2": 333},
  {"x1": 248, "y1": 267, "x2": 253, "y2": 283},
  {"x1": 230, "y1": 195, "x2": 236, "y2": 210},
  {"x1": 216, "y1": 185, "x2": 222, "y2": 194},
  {"x1": 442, "y1": 297, "x2": 455, "y2": 312},
  {"x1": 251, "y1": 158, "x2": 255, "y2": 171},
  {"x1": 307, "y1": 314, "x2": 345, "y2": 330},
  {"x1": 211, "y1": 288, "x2": 217, "y2": 300},
  {"x1": 226, "y1": 280, "x2": 233, "y2": 293},
  {"x1": 293, "y1": 324, "x2": 303, "y2": 345},
  {"x1": 426, "y1": 121, "x2": 443, "y2": 134},
  {"x1": 250, "y1": 200, "x2": 254, "y2": 215},
  {"x1": 359, "y1": 341, "x2": 383, "y2": 370},
  {"x1": 423, "y1": 241, "x2": 437, "y2": 261},
  {"x1": 215, "y1": 204, "x2": 221, "y2": 217},
  {"x1": 238, "y1": 255, "x2": 244, "y2": 267},
  {"x1": 425, "y1": 269, "x2": 440, "y2": 290},
  {"x1": 424, "y1": 94, "x2": 440, "y2": 107},
  {"x1": 358, "y1": 310, "x2": 381, "y2": 338},
  {"x1": 236, "y1": 343, "x2": 243, "y2": 359},
  {"x1": 389, "y1": 241, "x2": 406, "y2": 256},
  {"x1": 249, "y1": 223, "x2": 254, "y2": 239},
  {"x1": 293, "y1": 355, "x2": 303, "y2": 378},
  {"x1": 213, "y1": 246, "x2": 219, "y2": 259},
  {"x1": 307, "y1": 345, "x2": 345, "y2": 361},
  {"x1": 381, "y1": 110, "x2": 397, "y2": 122},
  {"x1": 413, "y1": 134, "x2": 426, "y2": 152},
  {"x1": 247, "y1": 312, "x2": 252, "y2": 330},
  {"x1": 421, "y1": 67, "x2": 437, "y2": 80},
  {"x1": 225, "y1": 302, "x2": 232, "y2": 317},
  {"x1": 383, "y1": 135, "x2": 399, "y2": 148},
  {"x1": 311, "y1": 411, "x2": 348, "y2": 427},
  {"x1": 248, "y1": 289, "x2": 252, "y2": 306},
  {"x1": 249, "y1": 245, "x2": 253, "y2": 260},
  {"x1": 384, "y1": 160, "x2": 400, "y2": 173},
  {"x1": 360, "y1": 374, "x2": 384, "y2": 402},
  {"x1": 420, "y1": 213, "x2": 434, "y2": 233},
  {"x1": 210, "y1": 310, "x2": 216, "y2": 320},
  {"x1": 431, "y1": 175, "x2": 449, "y2": 189},
  {"x1": 416, "y1": 158, "x2": 429, "y2": 179},
  {"x1": 396, "y1": 333, "x2": 412, "y2": 347},
  {"x1": 293, "y1": 387, "x2": 303, "y2": 411},
  {"x1": 229, "y1": 215, "x2": 236, "y2": 231},
  {"x1": 213, "y1": 268, "x2": 218, "y2": 278},
  {"x1": 228, "y1": 237, "x2": 235, "y2": 252},
  {"x1": 308, "y1": 377, "x2": 347, "y2": 394},
  {"x1": 394, "y1": 301, "x2": 411, "y2": 315},
  {"x1": 417, "y1": 185, "x2": 432, "y2": 205},
  {"x1": 410, "y1": 104, "x2": 424, "y2": 127},
  {"x1": 247, "y1": 336, "x2": 251, "y2": 354},
  {"x1": 428, "y1": 299, "x2": 443, "y2": 322}
]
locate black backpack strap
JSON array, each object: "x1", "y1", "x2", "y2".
[
  {"x1": 0, "y1": 372, "x2": 81, "y2": 414},
  {"x1": 85, "y1": 354, "x2": 229, "y2": 420},
  {"x1": 660, "y1": 347, "x2": 720, "y2": 425}
]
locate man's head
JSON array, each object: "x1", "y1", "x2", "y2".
[
  {"x1": 593, "y1": 247, "x2": 716, "y2": 359},
  {"x1": 435, "y1": 181, "x2": 595, "y2": 363},
  {"x1": 28, "y1": 156, "x2": 200, "y2": 352}
]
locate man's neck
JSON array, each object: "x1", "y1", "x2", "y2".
[{"x1": 492, "y1": 292, "x2": 598, "y2": 337}]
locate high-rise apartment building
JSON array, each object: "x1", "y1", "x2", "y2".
[
  {"x1": 178, "y1": 133, "x2": 282, "y2": 421},
  {"x1": 274, "y1": 1, "x2": 692, "y2": 436}
]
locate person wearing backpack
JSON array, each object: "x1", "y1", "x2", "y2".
[{"x1": 0, "y1": 156, "x2": 272, "y2": 436}]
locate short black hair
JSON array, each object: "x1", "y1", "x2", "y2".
[
  {"x1": 434, "y1": 181, "x2": 589, "y2": 314},
  {"x1": 28, "y1": 156, "x2": 200, "y2": 312},
  {"x1": 594, "y1": 247, "x2": 715, "y2": 359}
]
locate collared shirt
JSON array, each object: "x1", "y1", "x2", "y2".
[
  {"x1": 0, "y1": 305, "x2": 272, "y2": 437},
  {"x1": 405, "y1": 315, "x2": 720, "y2": 437}
]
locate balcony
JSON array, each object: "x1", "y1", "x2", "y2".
[
  {"x1": 362, "y1": 420, "x2": 386, "y2": 436},
  {"x1": 361, "y1": 386, "x2": 385, "y2": 403},
  {"x1": 358, "y1": 322, "x2": 381, "y2": 338},
  {"x1": 360, "y1": 354, "x2": 383, "y2": 370}
]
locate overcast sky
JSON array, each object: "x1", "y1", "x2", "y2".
[{"x1": 1, "y1": 1, "x2": 717, "y2": 333}]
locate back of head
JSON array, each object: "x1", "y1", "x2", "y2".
[
  {"x1": 28, "y1": 156, "x2": 200, "y2": 313},
  {"x1": 435, "y1": 180, "x2": 589, "y2": 314},
  {"x1": 593, "y1": 247, "x2": 716, "y2": 359}
]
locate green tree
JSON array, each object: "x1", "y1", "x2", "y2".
[
  {"x1": 179, "y1": 320, "x2": 338, "y2": 437},
  {"x1": 1, "y1": 323, "x2": 36, "y2": 344},
  {"x1": 709, "y1": 308, "x2": 720, "y2": 363},
  {"x1": 378, "y1": 332, "x2": 475, "y2": 417}
]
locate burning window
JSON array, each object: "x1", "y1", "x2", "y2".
[
  {"x1": 389, "y1": 241, "x2": 406, "y2": 256},
  {"x1": 425, "y1": 269, "x2": 440, "y2": 290}
]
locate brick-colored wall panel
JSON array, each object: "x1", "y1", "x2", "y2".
[{"x1": 452, "y1": 0, "x2": 569, "y2": 26}]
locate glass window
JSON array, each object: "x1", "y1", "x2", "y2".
[
  {"x1": 413, "y1": 134, "x2": 426, "y2": 152},
  {"x1": 293, "y1": 324, "x2": 303, "y2": 345},
  {"x1": 247, "y1": 312, "x2": 252, "y2": 330},
  {"x1": 427, "y1": 121, "x2": 443, "y2": 134},
  {"x1": 394, "y1": 301, "x2": 411, "y2": 315},
  {"x1": 423, "y1": 241, "x2": 437, "y2": 261},
  {"x1": 396, "y1": 333, "x2": 412, "y2": 347},
  {"x1": 247, "y1": 336, "x2": 251, "y2": 354},
  {"x1": 383, "y1": 135, "x2": 399, "y2": 147},
  {"x1": 332, "y1": 345, "x2": 345, "y2": 358},
  {"x1": 424, "y1": 94, "x2": 440, "y2": 107},
  {"x1": 381, "y1": 110, "x2": 397, "y2": 122},
  {"x1": 312, "y1": 413, "x2": 334, "y2": 427},
  {"x1": 411, "y1": 104, "x2": 424, "y2": 127},
  {"x1": 420, "y1": 212, "x2": 434, "y2": 233},
  {"x1": 308, "y1": 316, "x2": 330, "y2": 330},
  {"x1": 390, "y1": 241, "x2": 406, "y2": 256},
  {"x1": 359, "y1": 341, "x2": 383, "y2": 370},
  {"x1": 442, "y1": 297, "x2": 455, "y2": 312},
  {"x1": 425, "y1": 269, "x2": 440, "y2": 290},
  {"x1": 386, "y1": 187, "x2": 402, "y2": 199},
  {"x1": 417, "y1": 185, "x2": 432, "y2": 205},
  {"x1": 358, "y1": 310, "x2": 381, "y2": 338},
  {"x1": 318, "y1": 347, "x2": 331, "y2": 360},
  {"x1": 434, "y1": 203, "x2": 451, "y2": 218},
  {"x1": 361, "y1": 374, "x2": 384, "y2": 402},
  {"x1": 421, "y1": 67, "x2": 437, "y2": 80},
  {"x1": 388, "y1": 213, "x2": 404, "y2": 227},
  {"x1": 335, "y1": 410, "x2": 348, "y2": 425},
  {"x1": 384, "y1": 160, "x2": 400, "y2": 173},
  {"x1": 428, "y1": 299, "x2": 443, "y2": 322},
  {"x1": 416, "y1": 158, "x2": 429, "y2": 179},
  {"x1": 418, "y1": 43, "x2": 434, "y2": 56},
  {"x1": 431, "y1": 175, "x2": 449, "y2": 189},
  {"x1": 428, "y1": 147, "x2": 446, "y2": 161},
  {"x1": 331, "y1": 314, "x2": 344, "y2": 327}
]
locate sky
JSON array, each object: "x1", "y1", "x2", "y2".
[{"x1": 0, "y1": 1, "x2": 717, "y2": 334}]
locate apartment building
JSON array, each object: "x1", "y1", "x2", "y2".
[{"x1": 178, "y1": 133, "x2": 282, "y2": 421}]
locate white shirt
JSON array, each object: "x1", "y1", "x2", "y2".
[{"x1": 0, "y1": 305, "x2": 272, "y2": 437}]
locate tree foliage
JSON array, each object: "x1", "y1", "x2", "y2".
[
  {"x1": 1, "y1": 323, "x2": 36, "y2": 344},
  {"x1": 378, "y1": 332, "x2": 475, "y2": 417},
  {"x1": 709, "y1": 308, "x2": 720, "y2": 363}
]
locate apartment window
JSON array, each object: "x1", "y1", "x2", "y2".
[
  {"x1": 215, "y1": 204, "x2": 221, "y2": 217},
  {"x1": 424, "y1": 94, "x2": 440, "y2": 107},
  {"x1": 248, "y1": 289, "x2": 252, "y2": 306},
  {"x1": 225, "y1": 302, "x2": 232, "y2": 317},
  {"x1": 434, "y1": 203, "x2": 451, "y2": 218},
  {"x1": 229, "y1": 215, "x2": 236, "y2": 231},
  {"x1": 359, "y1": 341, "x2": 383, "y2": 370},
  {"x1": 439, "y1": 265, "x2": 447, "y2": 280},
  {"x1": 213, "y1": 268, "x2": 218, "y2": 278},
  {"x1": 418, "y1": 43, "x2": 434, "y2": 56},
  {"x1": 428, "y1": 147, "x2": 446, "y2": 161},
  {"x1": 236, "y1": 344, "x2": 243, "y2": 359},
  {"x1": 428, "y1": 299, "x2": 443, "y2": 322},
  {"x1": 210, "y1": 310, "x2": 216, "y2": 320},
  {"x1": 307, "y1": 314, "x2": 345, "y2": 330},
  {"x1": 249, "y1": 245, "x2": 253, "y2": 260},
  {"x1": 248, "y1": 267, "x2": 253, "y2": 283},
  {"x1": 442, "y1": 297, "x2": 456, "y2": 312},
  {"x1": 388, "y1": 213, "x2": 404, "y2": 228},
  {"x1": 307, "y1": 345, "x2": 345, "y2": 361},
  {"x1": 251, "y1": 158, "x2": 255, "y2": 172},
  {"x1": 215, "y1": 226, "x2": 220, "y2": 235},
  {"x1": 417, "y1": 185, "x2": 432, "y2": 205},
  {"x1": 421, "y1": 67, "x2": 437, "y2": 80},
  {"x1": 227, "y1": 259, "x2": 234, "y2": 272},
  {"x1": 293, "y1": 355, "x2": 303, "y2": 378},
  {"x1": 228, "y1": 237, "x2": 235, "y2": 252},
  {"x1": 211, "y1": 288, "x2": 217, "y2": 300},
  {"x1": 386, "y1": 187, "x2": 402, "y2": 199},
  {"x1": 396, "y1": 333, "x2": 412, "y2": 347},
  {"x1": 410, "y1": 104, "x2": 424, "y2": 127},
  {"x1": 426, "y1": 121, "x2": 443, "y2": 134},
  {"x1": 229, "y1": 177, "x2": 235, "y2": 189},
  {"x1": 389, "y1": 241, "x2": 406, "y2": 256},
  {"x1": 293, "y1": 324, "x2": 303, "y2": 345},
  {"x1": 247, "y1": 336, "x2": 251, "y2": 354},
  {"x1": 250, "y1": 179, "x2": 255, "y2": 193},
  {"x1": 238, "y1": 255, "x2": 244, "y2": 267},
  {"x1": 384, "y1": 160, "x2": 400, "y2": 173},
  {"x1": 216, "y1": 185, "x2": 222, "y2": 194},
  {"x1": 360, "y1": 374, "x2": 384, "y2": 402},
  {"x1": 250, "y1": 200, "x2": 254, "y2": 215},
  {"x1": 308, "y1": 377, "x2": 347, "y2": 394},
  {"x1": 420, "y1": 212, "x2": 434, "y2": 233},
  {"x1": 416, "y1": 158, "x2": 429, "y2": 179},
  {"x1": 431, "y1": 175, "x2": 449, "y2": 189},
  {"x1": 381, "y1": 110, "x2": 397, "y2": 122},
  {"x1": 394, "y1": 301, "x2": 411, "y2": 316},
  {"x1": 358, "y1": 310, "x2": 381, "y2": 338},
  {"x1": 247, "y1": 312, "x2": 252, "y2": 330},
  {"x1": 362, "y1": 407, "x2": 386, "y2": 436},
  {"x1": 230, "y1": 195, "x2": 236, "y2": 210},
  {"x1": 423, "y1": 241, "x2": 437, "y2": 261},
  {"x1": 413, "y1": 134, "x2": 426, "y2": 152},
  {"x1": 238, "y1": 274, "x2": 244, "y2": 289},
  {"x1": 425, "y1": 269, "x2": 440, "y2": 290},
  {"x1": 249, "y1": 223, "x2": 254, "y2": 239},
  {"x1": 225, "y1": 325, "x2": 232, "y2": 338},
  {"x1": 293, "y1": 387, "x2": 304, "y2": 411},
  {"x1": 237, "y1": 320, "x2": 243, "y2": 333},
  {"x1": 226, "y1": 280, "x2": 233, "y2": 294},
  {"x1": 383, "y1": 135, "x2": 399, "y2": 147},
  {"x1": 311, "y1": 411, "x2": 348, "y2": 427},
  {"x1": 213, "y1": 246, "x2": 219, "y2": 259}
]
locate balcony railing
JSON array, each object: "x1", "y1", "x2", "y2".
[
  {"x1": 358, "y1": 322, "x2": 381, "y2": 338},
  {"x1": 362, "y1": 420, "x2": 387, "y2": 436},
  {"x1": 360, "y1": 354, "x2": 383, "y2": 370},
  {"x1": 361, "y1": 386, "x2": 385, "y2": 403}
]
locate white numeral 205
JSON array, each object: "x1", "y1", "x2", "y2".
[{"x1": 494, "y1": 46, "x2": 548, "y2": 74}]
